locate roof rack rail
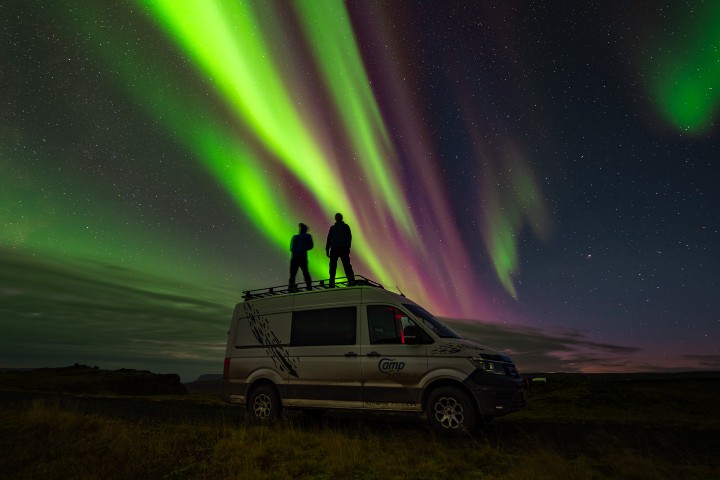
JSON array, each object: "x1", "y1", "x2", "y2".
[{"x1": 242, "y1": 275, "x2": 383, "y2": 301}]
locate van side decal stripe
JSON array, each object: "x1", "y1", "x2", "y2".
[
  {"x1": 244, "y1": 303, "x2": 299, "y2": 378},
  {"x1": 430, "y1": 343, "x2": 485, "y2": 355}
]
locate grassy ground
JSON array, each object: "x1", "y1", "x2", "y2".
[{"x1": 1, "y1": 373, "x2": 718, "y2": 480}]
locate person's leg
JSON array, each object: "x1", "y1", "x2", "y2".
[
  {"x1": 300, "y1": 258, "x2": 312, "y2": 290},
  {"x1": 289, "y1": 257, "x2": 299, "y2": 290},
  {"x1": 340, "y1": 250, "x2": 355, "y2": 283},
  {"x1": 329, "y1": 252, "x2": 338, "y2": 287}
]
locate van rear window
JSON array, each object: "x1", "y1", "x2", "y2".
[{"x1": 291, "y1": 307, "x2": 357, "y2": 346}]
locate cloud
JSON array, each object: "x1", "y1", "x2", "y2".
[
  {"x1": 0, "y1": 246, "x2": 235, "y2": 381},
  {"x1": 683, "y1": 355, "x2": 720, "y2": 368},
  {"x1": 2, "y1": 246, "x2": 714, "y2": 381},
  {"x1": 444, "y1": 318, "x2": 719, "y2": 373},
  {"x1": 444, "y1": 317, "x2": 644, "y2": 373}
]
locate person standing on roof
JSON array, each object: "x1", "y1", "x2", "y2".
[
  {"x1": 326, "y1": 213, "x2": 355, "y2": 287},
  {"x1": 289, "y1": 223, "x2": 314, "y2": 291}
]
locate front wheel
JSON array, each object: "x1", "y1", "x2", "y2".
[
  {"x1": 426, "y1": 386, "x2": 477, "y2": 435},
  {"x1": 247, "y1": 384, "x2": 281, "y2": 422}
]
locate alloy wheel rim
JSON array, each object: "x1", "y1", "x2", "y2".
[
  {"x1": 433, "y1": 396, "x2": 464, "y2": 429},
  {"x1": 253, "y1": 393, "x2": 272, "y2": 418}
]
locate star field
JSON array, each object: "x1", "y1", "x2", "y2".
[{"x1": 1, "y1": 1, "x2": 718, "y2": 378}]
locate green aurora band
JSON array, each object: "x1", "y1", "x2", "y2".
[
  {"x1": 643, "y1": 2, "x2": 720, "y2": 134},
  {"x1": 138, "y1": 0, "x2": 416, "y2": 283},
  {"x1": 477, "y1": 141, "x2": 550, "y2": 300},
  {"x1": 2, "y1": 0, "x2": 552, "y2": 317}
]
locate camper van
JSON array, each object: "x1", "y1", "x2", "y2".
[{"x1": 222, "y1": 277, "x2": 527, "y2": 434}]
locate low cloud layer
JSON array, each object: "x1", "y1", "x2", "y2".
[
  {"x1": 1, "y1": 247, "x2": 233, "y2": 381},
  {"x1": 2, "y1": 247, "x2": 714, "y2": 381},
  {"x1": 447, "y1": 319, "x2": 642, "y2": 373}
]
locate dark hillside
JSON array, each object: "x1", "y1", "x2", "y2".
[{"x1": 0, "y1": 364, "x2": 186, "y2": 395}]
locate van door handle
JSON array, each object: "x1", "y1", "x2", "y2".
[
  {"x1": 366, "y1": 351, "x2": 380, "y2": 357},
  {"x1": 344, "y1": 352, "x2": 357, "y2": 357}
]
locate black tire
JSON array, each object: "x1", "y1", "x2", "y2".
[
  {"x1": 247, "y1": 384, "x2": 281, "y2": 422},
  {"x1": 425, "y1": 386, "x2": 477, "y2": 435}
]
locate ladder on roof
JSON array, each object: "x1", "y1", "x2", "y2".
[{"x1": 242, "y1": 275, "x2": 383, "y2": 300}]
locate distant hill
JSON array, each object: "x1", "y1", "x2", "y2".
[{"x1": 0, "y1": 364, "x2": 187, "y2": 395}]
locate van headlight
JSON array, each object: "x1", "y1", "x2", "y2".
[{"x1": 468, "y1": 356, "x2": 506, "y2": 374}]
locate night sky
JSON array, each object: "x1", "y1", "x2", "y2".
[{"x1": 2, "y1": 1, "x2": 718, "y2": 381}]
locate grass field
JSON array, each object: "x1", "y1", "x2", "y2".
[{"x1": 1, "y1": 371, "x2": 718, "y2": 479}]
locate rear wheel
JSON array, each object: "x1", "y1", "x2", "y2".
[
  {"x1": 247, "y1": 384, "x2": 281, "y2": 422},
  {"x1": 426, "y1": 386, "x2": 477, "y2": 435}
]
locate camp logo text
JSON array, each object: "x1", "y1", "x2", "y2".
[{"x1": 378, "y1": 358, "x2": 405, "y2": 374}]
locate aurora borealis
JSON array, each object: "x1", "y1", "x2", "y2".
[{"x1": 2, "y1": 1, "x2": 718, "y2": 379}]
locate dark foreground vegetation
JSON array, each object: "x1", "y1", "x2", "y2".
[{"x1": 1, "y1": 368, "x2": 718, "y2": 480}]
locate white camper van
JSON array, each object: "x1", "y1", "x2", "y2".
[{"x1": 222, "y1": 277, "x2": 527, "y2": 434}]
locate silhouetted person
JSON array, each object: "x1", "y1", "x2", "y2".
[
  {"x1": 326, "y1": 213, "x2": 355, "y2": 287},
  {"x1": 289, "y1": 223, "x2": 313, "y2": 291}
]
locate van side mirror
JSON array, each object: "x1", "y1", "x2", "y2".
[{"x1": 403, "y1": 325, "x2": 420, "y2": 345}]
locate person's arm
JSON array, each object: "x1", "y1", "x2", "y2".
[
  {"x1": 326, "y1": 227, "x2": 332, "y2": 256},
  {"x1": 307, "y1": 234, "x2": 314, "y2": 251},
  {"x1": 347, "y1": 225, "x2": 352, "y2": 248},
  {"x1": 290, "y1": 236, "x2": 295, "y2": 252}
]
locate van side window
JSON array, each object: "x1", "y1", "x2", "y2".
[
  {"x1": 367, "y1": 305, "x2": 418, "y2": 344},
  {"x1": 291, "y1": 307, "x2": 357, "y2": 346}
]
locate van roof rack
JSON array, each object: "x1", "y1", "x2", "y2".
[{"x1": 242, "y1": 275, "x2": 384, "y2": 300}]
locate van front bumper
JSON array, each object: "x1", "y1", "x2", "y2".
[{"x1": 463, "y1": 371, "x2": 528, "y2": 416}]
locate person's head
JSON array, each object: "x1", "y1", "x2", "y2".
[
  {"x1": 298, "y1": 223, "x2": 308, "y2": 234},
  {"x1": 335, "y1": 213, "x2": 343, "y2": 222}
]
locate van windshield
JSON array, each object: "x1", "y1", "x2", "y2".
[{"x1": 403, "y1": 304, "x2": 461, "y2": 339}]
